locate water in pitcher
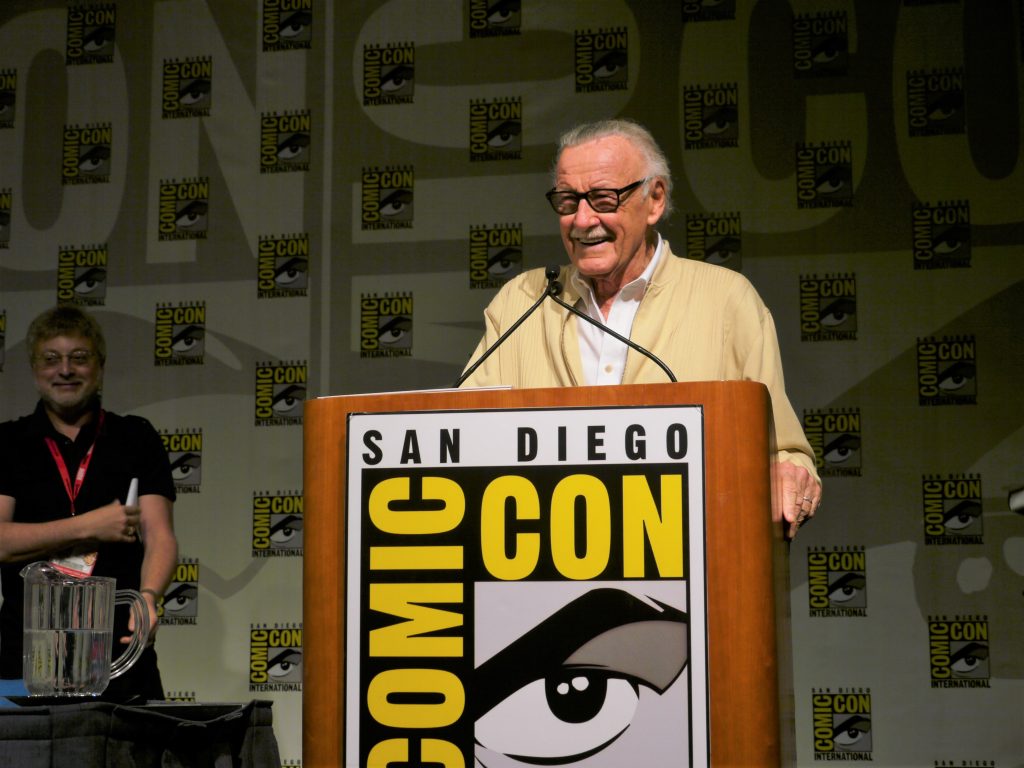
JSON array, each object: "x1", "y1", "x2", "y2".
[{"x1": 24, "y1": 627, "x2": 113, "y2": 696}]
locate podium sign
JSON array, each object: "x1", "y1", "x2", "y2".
[
  {"x1": 304, "y1": 382, "x2": 785, "y2": 767},
  {"x1": 344, "y1": 405, "x2": 709, "y2": 767}
]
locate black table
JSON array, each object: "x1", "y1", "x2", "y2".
[{"x1": 0, "y1": 700, "x2": 281, "y2": 767}]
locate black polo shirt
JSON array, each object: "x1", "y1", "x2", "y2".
[{"x1": 0, "y1": 402, "x2": 175, "y2": 679}]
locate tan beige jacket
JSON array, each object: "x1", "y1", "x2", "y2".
[{"x1": 462, "y1": 241, "x2": 818, "y2": 478}]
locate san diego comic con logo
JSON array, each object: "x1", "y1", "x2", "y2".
[
  {"x1": 66, "y1": 4, "x2": 116, "y2": 65},
  {"x1": 165, "y1": 691, "x2": 197, "y2": 702},
  {"x1": 62, "y1": 123, "x2": 111, "y2": 185},
  {"x1": 159, "y1": 559, "x2": 199, "y2": 626},
  {"x1": 682, "y1": 83, "x2": 738, "y2": 150},
  {"x1": 158, "y1": 177, "x2": 209, "y2": 240},
  {"x1": 360, "y1": 293, "x2": 413, "y2": 358},
  {"x1": 917, "y1": 335, "x2": 977, "y2": 406},
  {"x1": 161, "y1": 57, "x2": 212, "y2": 118},
  {"x1": 792, "y1": 11, "x2": 849, "y2": 77},
  {"x1": 154, "y1": 302, "x2": 205, "y2": 366},
  {"x1": 363, "y1": 42, "x2": 414, "y2": 106},
  {"x1": 800, "y1": 273, "x2": 857, "y2": 342},
  {"x1": 928, "y1": 616, "x2": 990, "y2": 688},
  {"x1": 469, "y1": 97, "x2": 522, "y2": 161},
  {"x1": 811, "y1": 689, "x2": 872, "y2": 759},
  {"x1": 57, "y1": 244, "x2": 108, "y2": 306},
  {"x1": 260, "y1": 110, "x2": 310, "y2": 173},
  {"x1": 803, "y1": 408, "x2": 862, "y2": 477},
  {"x1": 249, "y1": 623, "x2": 302, "y2": 692},
  {"x1": 0, "y1": 189, "x2": 10, "y2": 249},
  {"x1": 795, "y1": 141, "x2": 853, "y2": 209},
  {"x1": 907, "y1": 68, "x2": 965, "y2": 137},
  {"x1": 257, "y1": 234, "x2": 309, "y2": 298},
  {"x1": 254, "y1": 361, "x2": 306, "y2": 426},
  {"x1": 467, "y1": 0, "x2": 521, "y2": 38},
  {"x1": 912, "y1": 200, "x2": 971, "y2": 269},
  {"x1": 469, "y1": 224, "x2": 523, "y2": 289},
  {"x1": 922, "y1": 473, "x2": 983, "y2": 545},
  {"x1": 574, "y1": 27, "x2": 628, "y2": 93},
  {"x1": 160, "y1": 429, "x2": 202, "y2": 494},
  {"x1": 361, "y1": 166, "x2": 413, "y2": 230},
  {"x1": 807, "y1": 546, "x2": 866, "y2": 617},
  {"x1": 0, "y1": 69, "x2": 15, "y2": 129},
  {"x1": 681, "y1": 0, "x2": 734, "y2": 22},
  {"x1": 261, "y1": 0, "x2": 312, "y2": 52},
  {"x1": 685, "y1": 212, "x2": 741, "y2": 268},
  {"x1": 252, "y1": 491, "x2": 304, "y2": 558}
]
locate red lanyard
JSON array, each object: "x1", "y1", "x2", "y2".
[{"x1": 44, "y1": 410, "x2": 105, "y2": 516}]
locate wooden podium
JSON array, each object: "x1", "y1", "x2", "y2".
[{"x1": 303, "y1": 381, "x2": 790, "y2": 767}]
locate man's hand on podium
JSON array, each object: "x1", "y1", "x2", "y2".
[{"x1": 773, "y1": 461, "x2": 821, "y2": 539}]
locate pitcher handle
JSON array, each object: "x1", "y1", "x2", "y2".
[{"x1": 110, "y1": 589, "x2": 148, "y2": 680}]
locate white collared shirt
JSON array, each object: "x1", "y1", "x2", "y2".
[{"x1": 570, "y1": 236, "x2": 664, "y2": 385}]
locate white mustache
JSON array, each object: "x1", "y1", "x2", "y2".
[{"x1": 570, "y1": 226, "x2": 612, "y2": 241}]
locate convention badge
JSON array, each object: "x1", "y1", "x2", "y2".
[{"x1": 50, "y1": 551, "x2": 98, "y2": 578}]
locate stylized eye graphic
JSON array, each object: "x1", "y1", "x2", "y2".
[
  {"x1": 820, "y1": 297, "x2": 856, "y2": 328},
  {"x1": 702, "y1": 106, "x2": 737, "y2": 137},
  {"x1": 942, "y1": 499, "x2": 981, "y2": 531},
  {"x1": 380, "y1": 189, "x2": 412, "y2": 217},
  {"x1": 279, "y1": 11, "x2": 311, "y2": 39},
  {"x1": 931, "y1": 224, "x2": 968, "y2": 255},
  {"x1": 487, "y1": 120, "x2": 520, "y2": 148},
  {"x1": 593, "y1": 50, "x2": 626, "y2": 80},
  {"x1": 277, "y1": 133, "x2": 310, "y2": 161},
  {"x1": 83, "y1": 25, "x2": 115, "y2": 53},
  {"x1": 171, "y1": 325, "x2": 204, "y2": 354},
  {"x1": 927, "y1": 92, "x2": 963, "y2": 122},
  {"x1": 937, "y1": 361, "x2": 974, "y2": 392},
  {"x1": 74, "y1": 268, "x2": 107, "y2": 295},
  {"x1": 269, "y1": 649, "x2": 303, "y2": 680},
  {"x1": 827, "y1": 572, "x2": 865, "y2": 604},
  {"x1": 275, "y1": 257, "x2": 308, "y2": 286},
  {"x1": 381, "y1": 65, "x2": 413, "y2": 93},
  {"x1": 272, "y1": 384, "x2": 306, "y2": 415},
  {"x1": 812, "y1": 36, "x2": 846, "y2": 65},
  {"x1": 78, "y1": 145, "x2": 110, "y2": 174},
  {"x1": 823, "y1": 434, "x2": 859, "y2": 465},
  {"x1": 475, "y1": 589, "x2": 688, "y2": 764},
  {"x1": 487, "y1": 0, "x2": 520, "y2": 24},
  {"x1": 833, "y1": 716, "x2": 870, "y2": 750},
  {"x1": 950, "y1": 642, "x2": 988, "y2": 676},
  {"x1": 815, "y1": 166, "x2": 850, "y2": 195},
  {"x1": 163, "y1": 583, "x2": 197, "y2": 614},
  {"x1": 170, "y1": 452, "x2": 201, "y2": 483},
  {"x1": 179, "y1": 78, "x2": 210, "y2": 106},
  {"x1": 175, "y1": 201, "x2": 208, "y2": 229},
  {"x1": 378, "y1": 316, "x2": 412, "y2": 345},
  {"x1": 487, "y1": 247, "x2": 522, "y2": 277},
  {"x1": 704, "y1": 236, "x2": 739, "y2": 264},
  {"x1": 0, "y1": 90, "x2": 13, "y2": 120},
  {"x1": 270, "y1": 515, "x2": 304, "y2": 546}
]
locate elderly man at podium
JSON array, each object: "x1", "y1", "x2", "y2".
[{"x1": 459, "y1": 118, "x2": 820, "y2": 536}]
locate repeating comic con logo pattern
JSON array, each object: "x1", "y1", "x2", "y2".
[
  {"x1": 928, "y1": 617, "x2": 990, "y2": 688},
  {"x1": 250, "y1": 624, "x2": 303, "y2": 692},
  {"x1": 252, "y1": 492, "x2": 304, "y2": 557},
  {"x1": 799, "y1": 273, "x2": 857, "y2": 342},
  {"x1": 911, "y1": 200, "x2": 971, "y2": 269},
  {"x1": 261, "y1": 0, "x2": 312, "y2": 51},
  {"x1": 160, "y1": 429, "x2": 202, "y2": 494},
  {"x1": 160, "y1": 559, "x2": 199, "y2": 625},
  {"x1": 254, "y1": 361, "x2": 307, "y2": 426},
  {"x1": 469, "y1": 224, "x2": 523, "y2": 289},
  {"x1": 154, "y1": 302, "x2": 206, "y2": 366},
  {"x1": 684, "y1": 212, "x2": 741, "y2": 268},
  {"x1": 57, "y1": 244, "x2": 107, "y2": 306},
  {"x1": 807, "y1": 547, "x2": 866, "y2": 617},
  {"x1": 66, "y1": 4, "x2": 116, "y2": 65}
]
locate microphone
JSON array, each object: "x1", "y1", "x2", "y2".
[
  {"x1": 452, "y1": 266, "x2": 563, "y2": 388},
  {"x1": 546, "y1": 266, "x2": 677, "y2": 383}
]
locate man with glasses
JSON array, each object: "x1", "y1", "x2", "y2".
[
  {"x1": 460, "y1": 118, "x2": 820, "y2": 534},
  {"x1": 0, "y1": 305, "x2": 178, "y2": 699}
]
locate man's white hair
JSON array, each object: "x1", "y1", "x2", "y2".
[{"x1": 552, "y1": 118, "x2": 674, "y2": 219}]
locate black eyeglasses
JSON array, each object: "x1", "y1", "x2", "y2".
[{"x1": 545, "y1": 178, "x2": 647, "y2": 215}]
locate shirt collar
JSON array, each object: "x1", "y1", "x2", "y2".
[{"x1": 569, "y1": 233, "x2": 663, "y2": 306}]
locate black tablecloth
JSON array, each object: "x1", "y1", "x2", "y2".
[{"x1": 0, "y1": 700, "x2": 281, "y2": 768}]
